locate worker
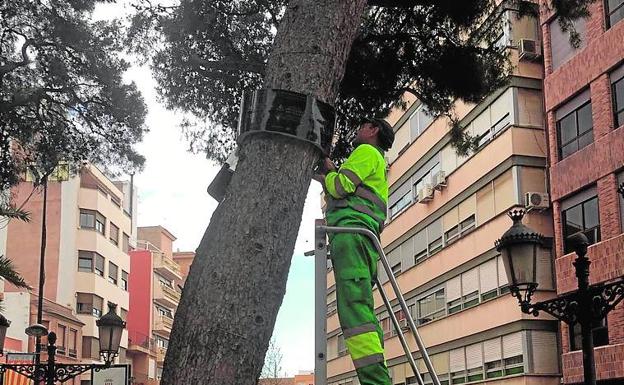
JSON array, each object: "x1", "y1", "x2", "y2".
[{"x1": 315, "y1": 118, "x2": 394, "y2": 385}]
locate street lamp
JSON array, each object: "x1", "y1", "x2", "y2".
[
  {"x1": 495, "y1": 209, "x2": 624, "y2": 385},
  {"x1": 0, "y1": 303, "x2": 126, "y2": 384}
]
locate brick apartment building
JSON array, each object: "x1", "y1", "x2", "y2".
[{"x1": 540, "y1": 0, "x2": 624, "y2": 383}]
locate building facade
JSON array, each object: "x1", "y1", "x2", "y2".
[
  {"x1": 127, "y1": 226, "x2": 184, "y2": 385},
  {"x1": 325, "y1": 3, "x2": 562, "y2": 385},
  {"x1": 1, "y1": 164, "x2": 136, "y2": 385},
  {"x1": 541, "y1": 0, "x2": 624, "y2": 383}
]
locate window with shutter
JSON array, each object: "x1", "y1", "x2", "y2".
[
  {"x1": 449, "y1": 348, "x2": 466, "y2": 384},
  {"x1": 108, "y1": 262, "x2": 118, "y2": 285},
  {"x1": 606, "y1": 0, "x2": 624, "y2": 28},
  {"x1": 502, "y1": 332, "x2": 524, "y2": 375},
  {"x1": 443, "y1": 207, "x2": 460, "y2": 244},
  {"x1": 95, "y1": 254, "x2": 105, "y2": 276},
  {"x1": 497, "y1": 256, "x2": 509, "y2": 292},
  {"x1": 401, "y1": 237, "x2": 415, "y2": 270},
  {"x1": 465, "y1": 343, "x2": 484, "y2": 381},
  {"x1": 483, "y1": 338, "x2": 503, "y2": 379},
  {"x1": 78, "y1": 250, "x2": 94, "y2": 272},
  {"x1": 413, "y1": 229, "x2": 428, "y2": 264},
  {"x1": 391, "y1": 363, "x2": 407, "y2": 385},
  {"x1": 446, "y1": 277, "x2": 462, "y2": 314},
  {"x1": 531, "y1": 331, "x2": 559, "y2": 374},
  {"x1": 427, "y1": 219, "x2": 443, "y2": 255},
  {"x1": 493, "y1": 170, "x2": 514, "y2": 214},
  {"x1": 476, "y1": 183, "x2": 495, "y2": 224},
  {"x1": 461, "y1": 268, "x2": 479, "y2": 309},
  {"x1": 479, "y1": 259, "x2": 498, "y2": 301}
]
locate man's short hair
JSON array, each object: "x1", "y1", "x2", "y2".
[{"x1": 365, "y1": 118, "x2": 395, "y2": 151}]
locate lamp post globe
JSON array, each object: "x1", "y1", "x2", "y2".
[
  {"x1": 0, "y1": 314, "x2": 10, "y2": 355},
  {"x1": 96, "y1": 303, "x2": 126, "y2": 364},
  {"x1": 495, "y1": 209, "x2": 544, "y2": 308}
]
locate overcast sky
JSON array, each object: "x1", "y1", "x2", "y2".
[{"x1": 95, "y1": 3, "x2": 324, "y2": 376}]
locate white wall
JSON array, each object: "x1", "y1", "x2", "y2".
[{"x1": 4, "y1": 292, "x2": 31, "y2": 352}]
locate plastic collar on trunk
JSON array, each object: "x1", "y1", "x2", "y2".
[{"x1": 237, "y1": 88, "x2": 335, "y2": 155}]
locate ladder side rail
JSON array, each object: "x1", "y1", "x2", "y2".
[
  {"x1": 375, "y1": 277, "x2": 424, "y2": 385},
  {"x1": 322, "y1": 226, "x2": 441, "y2": 385},
  {"x1": 314, "y1": 220, "x2": 328, "y2": 385}
]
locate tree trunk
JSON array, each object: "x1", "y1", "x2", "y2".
[{"x1": 160, "y1": 1, "x2": 368, "y2": 384}]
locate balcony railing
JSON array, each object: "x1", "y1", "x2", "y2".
[{"x1": 128, "y1": 331, "x2": 158, "y2": 354}]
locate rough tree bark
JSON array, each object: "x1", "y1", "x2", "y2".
[{"x1": 160, "y1": 1, "x2": 368, "y2": 384}]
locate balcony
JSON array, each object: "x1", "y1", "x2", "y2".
[
  {"x1": 128, "y1": 331, "x2": 157, "y2": 356},
  {"x1": 153, "y1": 282, "x2": 181, "y2": 308},
  {"x1": 154, "y1": 252, "x2": 182, "y2": 281},
  {"x1": 153, "y1": 315, "x2": 174, "y2": 337}
]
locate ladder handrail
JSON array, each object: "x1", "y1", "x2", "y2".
[{"x1": 319, "y1": 225, "x2": 441, "y2": 385}]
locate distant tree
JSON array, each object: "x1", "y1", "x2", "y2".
[
  {"x1": 259, "y1": 338, "x2": 285, "y2": 385},
  {"x1": 0, "y1": 0, "x2": 148, "y2": 194}
]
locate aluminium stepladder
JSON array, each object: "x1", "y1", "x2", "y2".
[{"x1": 313, "y1": 219, "x2": 441, "y2": 385}]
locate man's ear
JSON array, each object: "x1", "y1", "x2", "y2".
[{"x1": 370, "y1": 126, "x2": 380, "y2": 138}]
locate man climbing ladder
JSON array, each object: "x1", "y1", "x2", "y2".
[{"x1": 316, "y1": 118, "x2": 394, "y2": 385}]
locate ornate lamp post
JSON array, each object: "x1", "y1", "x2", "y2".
[
  {"x1": 495, "y1": 210, "x2": 624, "y2": 385},
  {"x1": 0, "y1": 303, "x2": 126, "y2": 384}
]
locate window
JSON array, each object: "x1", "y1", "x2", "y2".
[
  {"x1": 111, "y1": 195, "x2": 122, "y2": 208},
  {"x1": 461, "y1": 268, "x2": 479, "y2": 310},
  {"x1": 612, "y1": 65, "x2": 624, "y2": 128},
  {"x1": 109, "y1": 223, "x2": 119, "y2": 245},
  {"x1": 570, "y1": 316, "x2": 609, "y2": 350},
  {"x1": 391, "y1": 263, "x2": 402, "y2": 276},
  {"x1": 549, "y1": 17, "x2": 587, "y2": 70},
  {"x1": 77, "y1": 293, "x2": 103, "y2": 317},
  {"x1": 607, "y1": 0, "x2": 624, "y2": 27},
  {"x1": 156, "y1": 305, "x2": 173, "y2": 318},
  {"x1": 479, "y1": 259, "x2": 499, "y2": 301},
  {"x1": 562, "y1": 193, "x2": 600, "y2": 253},
  {"x1": 410, "y1": 105, "x2": 435, "y2": 140},
  {"x1": 450, "y1": 348, "x2": 466, "y2": 384},
  {"x1": 95, "y1": 212, "x2": 106, "y2": 235},
  {"x1": 414, "y1": 229, "x2": 427, "y2": 264},
  {"x1": 108, "y1": 262, "x2": 118, "y2": 285},
  {"x1": 79, "y1": 209, "x2": 95, "y2": 229},
  {"x1": 120, "y1": 308, "x2": 128, "y2": 322},
  {"x1": 79, "y1": 251, "x2": 104, "y2": 276},
  {"x1": 121, "y1": 270, "x2": 128, "y2": 291},
  {"x1": 57, "y1": 325, "x2": 67, "y2": 354},
  {"x1": 391, "y1": 192, "x2": 412, "y2": 218},
  {"x1": 337, "y1": 333, "x2": 347, "y2": 356},
  {"x1": 95, "y1": 254, "x2": 105, "y2": 276},
  {"x1": 82, "y1": 337, "x2": 100, "y2": 359},
  {"x1": 427, "y1": 219, "x2": 443, "y2": 256},
  {"x1": 122, "y1": 233, "x2": 130, "y2": 253},
  {"x1": 417, "y1": 288, "x2": 445, "y2": 325},
  {"x1": 484, "y1": 339, "x2": 503, "y2": 378},
  {"x1": 78, "y1": 251, "x2": 93, "y2": 272},
  {"x1": 69, "y1": 329, "x2": 77, "y2": 357},
  {"x1": 446, "y1": 277, "x2": 462, "y2": 314},
  {"x1": 503, "y1": 333, "x2": 524, "y2": 375},
  {"x1": 557, "y1": 101, "x2": 593, "y2": 159}
]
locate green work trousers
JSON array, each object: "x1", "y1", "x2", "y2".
[{"x1": 327, "y1": 204, "x2": 391, "y2": 385}]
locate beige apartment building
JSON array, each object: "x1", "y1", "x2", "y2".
[
  {"x1": 1, "y1": 164, "x2": 137, "y2": 385},
  {"x1": 325, "y1": 4, "x2": 561, "y2": 385}
]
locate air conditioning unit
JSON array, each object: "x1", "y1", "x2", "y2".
[
  {"x1": 399, "y1": 318, "x2": 409, "y2": 329},
  {"x1": 433, "y1": 170, "x2": 447, "y2": 190},
  {"x1": 417, "y1": 185, "x2": 434, "y2": 203},
  {"x1": 384, "y1": 156, "x2": 391, "y2": 172},
  {"x1": 525, "y1": 192, "x2": 550, "y2": 210},
  {"x1": 518, "y1": 39, "x2": 541, "y2": 61}
]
